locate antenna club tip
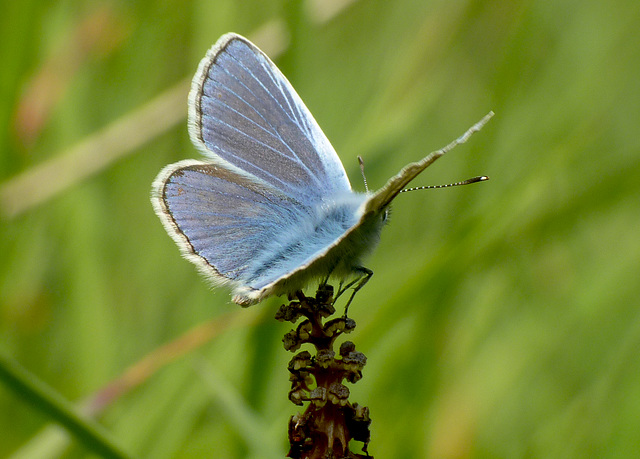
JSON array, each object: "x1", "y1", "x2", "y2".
[{"x1": 479, "y1": 175, "x2": 490, "y2": 181}]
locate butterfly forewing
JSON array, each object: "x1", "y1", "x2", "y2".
[{"x1": 189, "y1": 33, "x2": 351, "y2": 201}]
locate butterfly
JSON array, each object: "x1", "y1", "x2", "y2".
[{"x1": 152, "y1": 33, "x2": 492, "y2": 307}]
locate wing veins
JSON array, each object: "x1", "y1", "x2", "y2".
[
  {"x1": 261, "y1": 62, "x2": 313, "y2": 141},
  {"x1": 205, "y1": 89, "x2": 301, "y2": 155},
  {"x1": 205, "y1": 142, "x2": 306, "y2": 195},
  {"x1": 223, "y1": 52, "x2": 323, "y2": 186},
  {"x1": 203, "y1": 85, "x2": 319, "y2": 186},
  {"x1": 204, "y1": 69, "x2": 322, "y2": 190}
]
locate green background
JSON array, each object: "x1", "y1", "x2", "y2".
[{"x1": 2, "y1": 0, "x2": 639, "y2": 457}]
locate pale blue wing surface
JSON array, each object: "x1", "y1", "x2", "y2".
[
  {"x1": 189, "y1": 33, "x2": 351, "y2": 201},
  {"x1": 157, "y1": 161, "x2": 306, "y2": 284},
  {"x1": 155, "y1": 161, "x2": 367, "y2": 305}
]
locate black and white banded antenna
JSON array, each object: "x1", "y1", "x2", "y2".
[
  {"x1": 358, "y1": 155, "x2": 369, "y2": 193},
  {"x1": 400, "y1": 175, "x2": 489, "y2": 193}
]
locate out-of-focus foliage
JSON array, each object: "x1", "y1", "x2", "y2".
[{"x1": 1, "y1": 0, "x2": 639, "y2": 457}]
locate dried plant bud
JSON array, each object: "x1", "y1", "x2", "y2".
[
  {"x1": 308, "y1": 387, "x2": 327, "y2": 407},
  {"x1": 296, "y1": 320, "x2": 312, "y2": 341},
  {"x1": 316, "y1": 349, "x2": 335, "y2": 368},
  {"x1": 343, "y1": 350, "x2": 367, "y2": 370},
  {"x1": 288, "y1": 389, "x2": 305, "y2": 406},
  {"x1": 315, "y1": 284, "x2": 334, "y2": 304},
  {"x1": 289, "y1": 351, "x2": 312, "y2": 371},
  {"x1": 323, "y1": 318, "x2": 346, "y2": 337},
  {"x1": 339, "y1": 340, "x2": 356, "y2": 356},
  {"x1": 328, "y1": 382, "x2": 350, "y2": 405},
  {"x1": 283, "y1": 330, "x2": 301, "y2": 352},
  {"x1": 275, "y1": 302, "x2": 304, "y2": 323}
]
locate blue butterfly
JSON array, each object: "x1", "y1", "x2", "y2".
[{"x1": 152, "y1": 33, "x2": 492, "y2": 306}]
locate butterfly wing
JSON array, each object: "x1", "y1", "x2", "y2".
[
  {"x1": 153, "y1": 33, "x2": 362, "y2": 305},
  {"x1": 152, "y1": 160, "x2": 314, "y2": 305},
  {"x1": 188, "y1": 33, "x2": 351, "y2": 201}
]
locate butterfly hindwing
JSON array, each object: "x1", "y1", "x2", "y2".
[
  {"x1": 153, "y1": 160, "x2": 370, "y2": 305},
  {"x1": 152, "y1": 160, "x2": 313, "y2": 301}
]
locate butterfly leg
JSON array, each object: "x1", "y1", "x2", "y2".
[
  {"x1": 334, "y1": 277, "x2": 358, "y2": 303},
  {"x1": 342, "y1": 267, "x2": 373, "y2": 318}
]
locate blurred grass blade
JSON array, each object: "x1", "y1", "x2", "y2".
[
  {"x1": 9, "y1": 425, "x2": 74, "y2": 459},
  {"x1": 9, "y1": 308, "x2": 264, "y2": 459},
  {"x1": 194, "y1": 358, "x2": 284, "y2": 458},
  {"x1": 1, "y1": 78, "x2": 189, "y2": 219},
  {"x1": 306, "y1": 0, "x2": 359, "y2": 23},
  {"x1": 82, "y1": 308, "x2": 263, "y2": 416},
  {"x1": 0, "y1": 351, "x2": 132, "y2": 459},
  {"x1": 14, "y1": 6, "x2": 129, "y2": 147}
]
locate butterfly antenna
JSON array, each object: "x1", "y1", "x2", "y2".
[
  {"x1": 400, "y1": 176, "x2": 489, "y2": 193},
  {"x1": 358, "y1": 156, "x2": 369, "y2": 193}
]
